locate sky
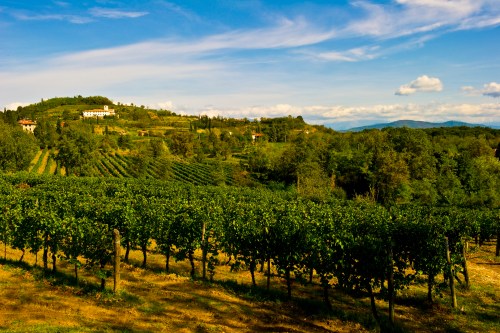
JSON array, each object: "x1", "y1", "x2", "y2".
[{"x1": 0, "y1": 0, "x2": 499, "y2": 130}]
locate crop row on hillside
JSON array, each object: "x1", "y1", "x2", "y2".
[{"x1": 28, "y1": 149, "x2": 234, "y2": 184}]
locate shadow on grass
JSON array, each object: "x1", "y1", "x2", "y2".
[
  {"x1": 0, "y1": 257, "x2": 421, "y2": 333},
  {"x1": 121, "y1": 255, "x2": 189, "y2": 277},
  {"x1": 0, "y1": 257, "x2": 109, "y2": 297},
  {"x1": 211, "y1": 277, "x2": 409, "y2": 333}
]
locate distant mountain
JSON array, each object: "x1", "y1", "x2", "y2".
[{"x1": 347, "y1": 120, "x2": 484, "y2": 132}]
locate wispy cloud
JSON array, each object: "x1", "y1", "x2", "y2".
[
  {"x1": 89, "y1": 7, "x2": 149, "y2": 19},
  {"x1": 9, "y1": 5, "x2": 149, "y2": 24},
  {"x1": 395, "y1": 75, "x2": 443, "y2": 96},
  {"x1": 11, "y1": 12, "x2": 92, "y2": 24},
  {"x1": 54, "y1": 17, "x2": 336, "y2": 67},
  {"x1": 284, "y1": 0, "x2": 499, "y2": 63},
  {"x1": 53, "y1": 1, "x2": 70, "y2": 8},
  {"x1": 158, "y1": 1, "x2": 201, "y2": 22},
  {"x1": 342, "y1": 0, "x2": 499, "y2": 39},
  {"x1": 0, "y1": 15, "x2": 335, "y2": 107},
  {"x1": 305, "y1": 46, "x2": 379, "y2": 62},
  {"x1": 461, "y1": 86, "x2": 478, "y2": 96}
]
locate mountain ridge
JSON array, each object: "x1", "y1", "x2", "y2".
[{"x1": 346, "y1": 119, "x2": 486, "y2": 132}]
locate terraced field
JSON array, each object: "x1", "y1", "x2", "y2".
[
  {"x1": 29, "y1": 149, "x2": 233, "y2": 184},
  {"x1": 29, "y1": 149, "x2": 65, "y2": 176}
]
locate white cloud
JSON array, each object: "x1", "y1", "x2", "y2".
[
  {"x1": 461, "y1": 82, "x2": 500, "y2": 98},
  {"x1": 156, "y1": 101, "x2": 174, "y2": 110},
  {"x1": 395, "y1": 0, "x2": 481, "y2": 16},
  {"x1": 89, "y1": 8, "x2": 149, "y2": 19},
  {"x1": 53, "y1": 17, "x2": 335, "y2": 67},
  {"x1": 309, "y1": 46, "x2": 379, "y2": 62},
  {"x1": 4, "y1": 102, "x2": 31, "y2": 111},
  {"x1": 395, "y1": 75, "x2": 443, "y2": 95},
  {"x1": 182, "y1": 102, "x2": 500, "y2": 130},
  {"x1": 12, "y1": 12, "x2": 92, "y2": 24},
  {"x1": 482, "y1": 82, "x2": 500, "y2": 98},
  {"x1": 344, "y1": 0, "x2": 499, "y2": 39},
  {"x1": 461, "y1": 85, "x2": 479, "y2": 96},
  {"x1": 53, "y1": 1, "x2": 70, "y2": 7}
]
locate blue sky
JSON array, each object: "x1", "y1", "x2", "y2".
[{"x1": 1, "y1": 0, "x2": 499, "y2": 130}]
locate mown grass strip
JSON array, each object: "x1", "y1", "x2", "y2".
[
  {"x1": 37, "y1": 149, "x2": 51, "y2": 174},
  {"x1": 30, "y1": 149, "x2": 48, "y2": 174},
  {"x1": 28, "y1": 149, "x2": 43, "y2": 172}
]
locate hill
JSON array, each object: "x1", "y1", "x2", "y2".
[{"x1": 347, "y1": 119, "x2": 483, "y2": 132}]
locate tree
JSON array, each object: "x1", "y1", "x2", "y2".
[
  {"x1": 371, "y1": 148, "x2": 410, "y2": 206},
  {"x1": 296, "y1": 161, "x2": 331, "y2": 201},
  {"x1": 34, "y1": 119, "x2": 57, "y2": 149},
  {"x1": 169, "y1": 132, "x2": 195, "y2": 157},
  {"x1": 0, "y1": 120, "x2": 39, "y2": 172},
  {"x1": 128, "y1": 144, "x2": 151, "y2": 178},
  {"x1": 117, "y1": 135, "x2": 133, "y2": 150},
  {"x1": 54, "y1": 130, "x2": 97, "y2": 176},
  {"x1": 149, "y1": 138, "x2": 166, "y2": 158}
]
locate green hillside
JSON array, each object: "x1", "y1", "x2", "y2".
[{"x1": 3, "y1": 95, "x2": 500, "y2": 207}]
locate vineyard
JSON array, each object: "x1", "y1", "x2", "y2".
[
  {"x1": 0, "y1": 174, "x2": 499, "y2": 332},
  {"x1": 27, "y1": 148, "x2": 234, "y2": 185}
]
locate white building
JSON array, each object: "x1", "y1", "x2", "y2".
[
  {"x1": 18, "y1": 119, "x2": 37, "y2": 133},
  {"x1": 82, "y1": 105, "x2": 116, "y2": 118}
]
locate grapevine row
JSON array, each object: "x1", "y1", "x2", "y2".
[{"x1": 0, "y1": 174, "x2": 498, "y2": 322}]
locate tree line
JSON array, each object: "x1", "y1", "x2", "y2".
[{"x1": 244, "y1": 126, "x2": 500, "y2": 207}]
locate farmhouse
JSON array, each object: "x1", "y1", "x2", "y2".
[
  {"x1": 18, "y1": 119, "x2": 37, "y2": 133},
  {"x1": 251, "y1": 132, "x2": 265, "y2": 142},
  {"x1": 82, "y1": 105, "x2": 116, "y2": 118}
]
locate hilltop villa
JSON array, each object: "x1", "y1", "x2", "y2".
[
  {"x1": 18, "y1": 119, "x2": 37, "y2": 133},
  {"x1": 82, "y1": 105, "x2": 116, "y2": 118}
]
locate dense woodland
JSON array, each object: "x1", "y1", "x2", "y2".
[{"x1": 0, "y1": 96, "x2": 499, "y2": 329}]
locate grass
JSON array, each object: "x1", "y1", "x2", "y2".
[
  {"x1": 0, "y1": 242, "x2": 498, "y2": 333},
  {"x1": 28, "y1": 150, "x2": 43, "y2": 172}
]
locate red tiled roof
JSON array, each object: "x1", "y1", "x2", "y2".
[{"x1": 18, "y1": 120, "x2": 36, "y2": 125}]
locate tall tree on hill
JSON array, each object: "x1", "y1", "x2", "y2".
[
  {"x1": 0, "y1": 120, "x2": 39, "y2": 172},
  {"x1": 34, "y1": 119, "x2": 57, "y2": 149},
  {"x1": 169, "y1": 132, "x2": 195, "y2": 158},
  {"x1": 54, "y1": 129, "x2": 97, "y2": 176}
]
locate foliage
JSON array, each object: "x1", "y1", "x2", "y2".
[
  {"x1": 0, "y1": 120, "x2": 39, "y2": 172},
  {"x1": 54, "y1": 129, "x2": 97, "y2": 176},
  {"x1": 0, "y1": 174, "x2": 497, "y2": 317}
]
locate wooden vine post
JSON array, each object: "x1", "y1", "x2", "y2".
[
  {"x1": 201, "y1": 222, "x2": 207, "y2": 281},
  {"x1": 496, "y1": 227, "x2": 500, "y2": 257},
  {"x1": 113, "y1": 229, "x2": 121, "y2": 293},
  {"x1": 266, "y1": 256, "x2": 271, "y2": 291},
  {"x1": 445, "y1": 237, "x2": 457, "y2": 308},
  {"x1": 461, "y1": 239, "x2": 470, "y2": 289},
  {"x1": 388, "y1": 244, "x2": 395, "y2": 325}
]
